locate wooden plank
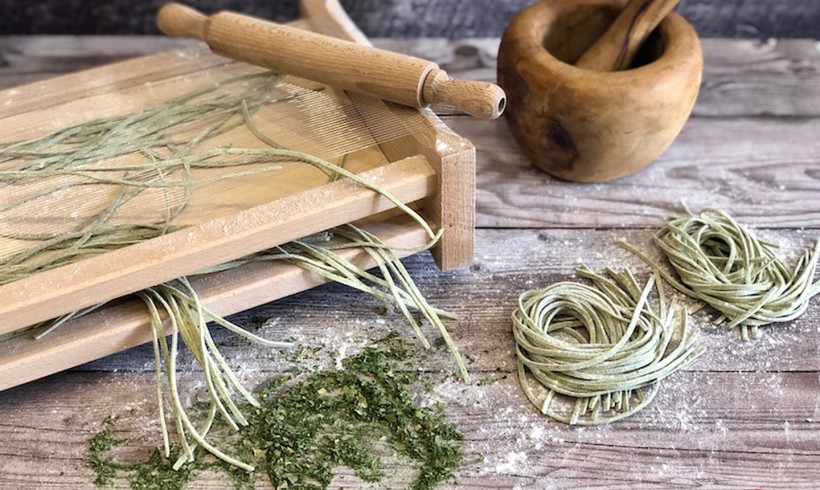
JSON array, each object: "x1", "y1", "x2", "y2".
[
  {"x1": 677, "y1": 0, "x2": 820, "y2": 38},
  {"x1": 344, "y1": 91, "x2": 477, "y2": 270},
  {"x1": 0, "y1": 36, "x2": 199, "y2": 90},
  {"x1": 2, "y1": 0, "x2": 819, "y2": 39},
  {"x1": 0, "y1": 214, "x2": 430, "y2": 391},
  {"x1": 72, "y1": 228, "x2": 820, "y2": 376},
  {"x1": 0, "y1": 30, "x2": 818, "y2": 490},
  {"x1": 300, "y1": 4, "x2": 477, "y2": 271},
  {"x1": 0, "y1": 0, "x2": 478, "y2": 391},
  {"x1": 696, "y1": 39, "x2": 820, "y2": 118},
  {"x1": 445, "y1": 115, "x2": 820, "y2": 229},
  {"x1": 5, "y1": 226, "x2": 815, "y2": 485},
  {"x1": 376, "y1": 37, "x2": 820, "y2": 119},
  {"x1": 0, "y1": 369, "x2": 817, "y2": 488},
  {"x1": 0, "y1": 155, "x2": 436, "y2": 336},
  {"x1": 3, "y1": 37, "x2": 820, "y2": 118}
]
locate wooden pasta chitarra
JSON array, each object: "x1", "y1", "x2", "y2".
[{"x1": 0, "y1": 0, "x2": 478, "y2": 391}]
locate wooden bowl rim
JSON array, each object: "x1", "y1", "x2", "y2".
[{"x1": 505, "y1": 0, "x2": 702, "y2": 85}]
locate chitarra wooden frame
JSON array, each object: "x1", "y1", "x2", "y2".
[{"x1": 0, "y1": 0, "x2": 475, "y2": 391}]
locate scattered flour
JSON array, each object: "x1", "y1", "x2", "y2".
[{"x1": 494, "y1": 451, "x2": 528, "y2": 474}]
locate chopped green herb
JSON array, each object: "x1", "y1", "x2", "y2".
[
  {"x1": 89, "y1": 337, "x2": 464, "y2": 490},
  {"x1": 88, "y1": 417, "x2": 198, "y2": 490},
  {"x1": 250, "y1": 316, "x2": 269, "y2": 326},
  {"x1": 129, "y1": 450, "x2": 197, "y2": 490},
  {"x1": 88, "y1": 416, "x2": 122, "y2": 487},
  {"x1": 477, "y1": 374, "x2": 508, "y2": 386}
]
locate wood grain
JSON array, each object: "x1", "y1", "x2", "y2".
[
  {"x1": 3, "y1": 37, "x2": 820, "y2": 118},
  {"x1": 498, "y1": 0, "x2": 702, "y2": 182},
  {"x1": 449, "y1": 115, "x2": 820, "y2": 229},
  {"x1": 696, "y1": 38, "x2": 820, "y2": 117},
  {"x1": 373, "y1": 37, "x2": 820, "y2": 119},
  {"x1": 0, "y1": 155, "x2": 435, "y2": 335},
  {"x1": 0, "y1": 368, "x2": 817, "y2": 488},
  {"x1": 293, "y1": 10, "x2": 478, "y2": 272},
  {"x1": 74, "y1": 228, "x2": 820, "y2": 376},
  {"x1": 155, "y1": 4, "x2": 504, "y2": 119},
  {"x1": 1, "y1": 0, "x2": 819, "y2": 39},
  {"x1": 2, "y1": 37, "x2": 819, "y2": 229},
  {"x1": 0, "y1": 35, "x2": 818, "y2": 489},
  {"x1": 575, "y1": 0, "x2": 682, "y2": 72},
  {"x1": 0, "y1": 0, "x2": 478, "y2": 390},
  {"x1": 0, "y1": 215, "x2": 431, "y2": 391}
]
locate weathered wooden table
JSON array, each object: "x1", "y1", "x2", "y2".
[{"x1": 1, "y1": 36, "x2": 818, "y2": 489}]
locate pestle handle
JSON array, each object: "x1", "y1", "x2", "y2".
[
  {"x1": 156, "y1": 3, "x2": 506, "y2": 119},
  {"x1": 575, "y1": 0, "x2": 680, "y2": 72}
]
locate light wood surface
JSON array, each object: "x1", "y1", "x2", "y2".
[
  {"x1": 157, "y1": 3, "x2": 506, "y2": 119},
  {"x1": 4, "y1": 37, "x2": 817, "y2": 119},
  {"x1": 0, "y1": 215, "x2": 430, "y2": 391},
  {"x1": 0, "y1": 34, "x2": 819, "y2": 489},
  {"x1": 0, "y1": 0, "x2": 477, "y2": 390},
  {"x1": 298, "y1": 3, "x2": 477, "y2": 274},
  {"x1": 0, "y1": 155, "x2": 435, "y2": 336}
]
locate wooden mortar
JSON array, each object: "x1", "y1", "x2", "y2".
[{"x1": 498, "y1": 0, "x2": 703, "y2": 182}]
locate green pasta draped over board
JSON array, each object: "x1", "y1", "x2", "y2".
[{"x1": 0, "y1": 71, "x2": 466, "y2": 472}]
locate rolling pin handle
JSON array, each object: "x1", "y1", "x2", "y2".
[
  {"x1": 422, "y1": 69, "x2": 507, "y2": 120},
  {"x1": 157, "y1": 3, "x2": 210, "y2": 40}
]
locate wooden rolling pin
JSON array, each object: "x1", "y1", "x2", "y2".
[
  {"x1": 576, "y1": 0, "x2": 681, "y2": 71},
  {"x1": 157, "y1": 3, "x2": 506, "y2": 119},
  {"x1": 497, "y1": 0, "x2": 700, "y2": 182}
]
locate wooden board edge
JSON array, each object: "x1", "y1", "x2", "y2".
[
  {"x1": 302, "y1": 0, "x2": 476, "y2": 271},
  {"x1": 425, "y1": 130, "x2": 476, "y2": 271},
  {"x1": 0, "y1": 155, "x2": 437, "y2": 335},
  {"x1": 0, "y1": 214, "x2": 431, "y2": 391},
  {"x1": 0, "y1": 45, "x2": 229, "y2": 120},
  {"x1": 0, "y1": 0, "x2": 474, "y2": 390}
]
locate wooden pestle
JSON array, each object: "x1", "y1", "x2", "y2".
[
  {"x1": 576, "y1": 0, "x2": 681, "y2": 71},
  {"x1": 156, "y1": 3, "x2": 506, "y2": 119}
]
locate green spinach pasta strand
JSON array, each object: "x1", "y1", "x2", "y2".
[
  {"x1": 619, "y1": 208, "x2": 820, "y2": 340},
  {"x1": 512, "y1": 267, "x2": 703, "y2": 425},
  {"x1": 0, "y1": 71, "x2": 466, "y2": 471}
]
